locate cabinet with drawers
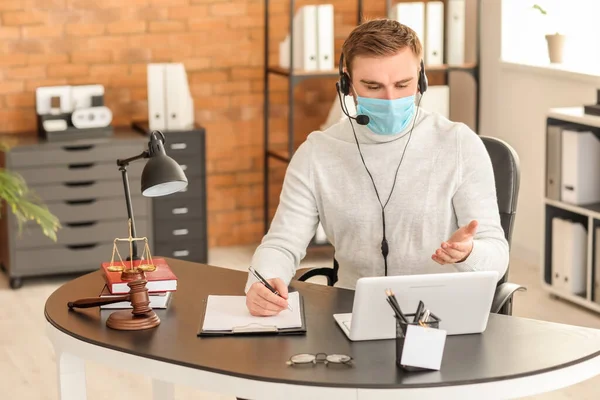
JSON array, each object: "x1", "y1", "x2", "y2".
[
  {"x1": 132, "y1": 123, "x2": 208, "y2": 265},
  {"x1": 0, "y1": 130, "x2": 153, "y2": 289}
]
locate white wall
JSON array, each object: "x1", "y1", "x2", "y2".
[{"x1": 480, "y1": 0, "x2": 600, "y2": 266}]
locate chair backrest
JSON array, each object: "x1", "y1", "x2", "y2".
[
  {"x1": 324, "y1": 135, "x2": 520, "y2": 287},
  {"x1": 479, "y1": 135, "x2": 521, "y2": 284}
]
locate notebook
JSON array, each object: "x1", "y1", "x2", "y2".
[{"x1": 197, "y1": 291, "x2": 306, "y2": 336}]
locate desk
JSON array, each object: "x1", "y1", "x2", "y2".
[{"x1": 45, "y1": 259, "x2": 600, "y2": 400}]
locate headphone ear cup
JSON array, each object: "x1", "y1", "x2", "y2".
[
  {"x1": 340, "y1": 72, "x2": 350, "y2": 96},
  {"x1": 418, "y1": 61, "x2": 428, "y2": 95}
]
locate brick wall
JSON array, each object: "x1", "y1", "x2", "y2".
[{"x1": 0, "y1": 0, "x2": 388, "y2": 248}]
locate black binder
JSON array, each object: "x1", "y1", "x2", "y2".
[{"x1": 197, "y1": 292, "x2": 307, "y2": 337}]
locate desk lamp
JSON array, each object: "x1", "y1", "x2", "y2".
[{"x1": 67, "y1": 130, "x2": 188, "y2": 331}]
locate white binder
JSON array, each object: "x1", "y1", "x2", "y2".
[
  {"x1": 447, "y1": 0, "x2": 465, "y2": 65},
  {"x1": 552, "y1": 218, "x2": 587, "y2": 296},
  {"x1": 165, "y1": 63, "x2": 194, "y2": 131},
  {"x1": 546, "y1": 124, "x2": 564, "y2": 200},
  {"x1": 281, "y1": 5, "x2": 318, "y2": 71},
  {"x1": 147, "y1": 64, "x2": 167, "y2": 131},
  {"x1": 147, "y1": 63, "x2": 194, "y2": 131},
  {"x1": 595, "y1": 227, "x2": 600, "y2": 304},
  {"x1": 425, "y1": 1, "x2": 444, "y2": 65},
  {"x1": 561, "y1": 129, "x2": 600, "y2": 205},
  {"x1": 316, "y1": 4, "x2": 334, "y2": 71},
  {"x1": 392, "y1": 2, "x2": 425, "y2": 49}
]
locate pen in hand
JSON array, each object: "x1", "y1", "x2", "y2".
[{"x1": 248, "y1": 266, "x2": 293, "y2": 311}]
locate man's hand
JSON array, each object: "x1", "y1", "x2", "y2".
[
  {"x1": 432, "y1": 220, "x2": 478, "y2": 265},
  {"x1": 246, "y1": 278, "x2": 289, "y2": 316}
]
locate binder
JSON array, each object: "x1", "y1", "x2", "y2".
[
  {"x1": 561, "y1": 129, "x2": 600, "y2": 205},
  {"x1": 316, "y1": 4, "x2": 334, "y2": 70},
  {"x1": 447, "y1": 0, "x2": 465, "y2": 66},
  {"x1": 425, "y1": 1, "x2": 444, "y2": 66},
  {"x1": 197, "y1": 291, "x2": 307, "y2": 337},
  {"x1": 165, "y1": 63, "x2": 194, "y2": 131},
  {"x1": 147, "y1": 64, "x2": 167, "y2": 131},
  {"x1": 552, "y1": 217, "x2": 587, "y2": 295},
  {"x1": 546, "y1": 124, "x2": 563, "y2": 200},
  {"x1": 392, "y1": 2, "x2": 425, "y2": 49},
  {"x1": 595, "y1": 227, "x2": 600, "y2": 304}
]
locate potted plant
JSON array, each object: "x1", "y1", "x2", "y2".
[
  {"x1": 0, "y1": 140, "x2": 60, "y2": 247},
  {"x1": 533, "y1": 3, "x2": 566, "y2": 63}
]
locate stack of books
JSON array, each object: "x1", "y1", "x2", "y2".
[{"x1": 99, "y1": 257, "x2": 177, "y2": 309}]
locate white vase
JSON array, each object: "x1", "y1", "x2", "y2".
[{"x1": 545, "y1": 34, "x2": 566, "y2": 63}]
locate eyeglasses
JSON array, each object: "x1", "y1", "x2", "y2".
[{"x1": 286, "y1": 353, "x2": 353, "y2": 366}]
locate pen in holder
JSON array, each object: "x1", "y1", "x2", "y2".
[{"x1": 395, "y1": 312, "x2": 446, "y2": 372}]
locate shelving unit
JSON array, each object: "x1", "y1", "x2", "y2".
[
  {"x1": 263, "y1": 0, "x2": 482, "y2": 237},
  {"x1": 542, "y1": 107, "x2": 600, "y2": 314}
]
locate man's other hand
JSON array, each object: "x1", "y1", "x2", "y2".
[{"x1": 432, "y1": 220, "x2": 478, "y2": 265}]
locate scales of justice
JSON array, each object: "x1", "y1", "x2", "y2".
[{"x1": 67, "y1": 219, "x2": 162, "y2": 330}]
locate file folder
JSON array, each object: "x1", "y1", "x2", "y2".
[
  {"x1": 316, "y1": 4, "x2": 334, "y2": 70},
  {"x1": 447, "y1": 0, "x2": 465, "y2": 65},
  {"x1": 552, "y1": 217, "x2": 587, "y2": 295},
  {"x1": 197, "y1": 291, "x2": 307, "y2": 336},
  {"x1": 392, "y1": 2, "x2": 425, "y2": 49},
  {"x1": 147, "y1": 64, "x2": 167, "y2": 131},
  {"x1": 561, "y1": 129, "x2": 600, "y2": 205},
  {"x1": 425, "y1": 1, "x2": 444, "y2": 65},
  {"x1": 546, "y1": 124, "x2": 563, "y2": 200}
]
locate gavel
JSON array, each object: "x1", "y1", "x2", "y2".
[{"x1": 68, "y1": 279, "x2": 160, "y2": 330}]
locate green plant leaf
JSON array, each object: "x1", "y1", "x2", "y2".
[
  {"x1": 532, "y1": 4, "x2": 547, "y2": 15},
  {"x1": 0, "y1": 168, "x2": 61, "y2": 242}
]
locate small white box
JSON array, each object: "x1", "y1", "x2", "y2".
[
  {"x1": 561, "y1": 130, "x2": 600, "y2": 205},
  {"x1": 400, "y1": 324, "x2": 447, "y2": 371}
]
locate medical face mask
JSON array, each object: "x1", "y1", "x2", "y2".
[{"x1": 355, "y1": 94, "x2": 416, "y2": 135}]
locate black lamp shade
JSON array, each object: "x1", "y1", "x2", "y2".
[{"x1": 141, "y1": 154, "x2": 188, "y2": 197}]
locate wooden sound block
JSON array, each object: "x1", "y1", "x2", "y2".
[{"x1": 106, "y1": 309, "x2": 160, "y2": 330}]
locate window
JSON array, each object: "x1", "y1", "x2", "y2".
[{"x1": 502, "y1": 0, "x2": 600, "y2": 74}]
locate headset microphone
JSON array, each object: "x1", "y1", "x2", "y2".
[{"x1": 335, "y1": 82, "x2": 370, "y2": 125}]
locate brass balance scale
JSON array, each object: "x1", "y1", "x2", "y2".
[{"x1": 67, "y1": 219, "x2": 162, "y2": 331}]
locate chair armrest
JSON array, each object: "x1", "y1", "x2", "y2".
[
  {"x1": 294, "y1": 267, "x2": 337, "y2": 286},
  {"x1": 491, "y1": 282, "x2": 527, "y2": 314}
]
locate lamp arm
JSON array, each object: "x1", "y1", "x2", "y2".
[{"x1": 117, "y1": 150, "x2": 150, "y2": 168}]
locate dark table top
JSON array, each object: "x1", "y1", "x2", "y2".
[{"x1": 45, "y1": 259, "x2": 600, "y2": 389}]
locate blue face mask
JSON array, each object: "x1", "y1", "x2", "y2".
[{"x1": 356, "y1": 95, "x2": 416, "y2": 135}]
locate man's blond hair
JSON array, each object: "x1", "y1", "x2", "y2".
[{"x1": 341, "y1": 18, "x2": 423, "y2": 77}]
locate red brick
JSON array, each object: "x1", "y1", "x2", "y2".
[
  {"x1": 89, "y1": 65, "x2": 129, "y2": 77},
  {"x1": 47, "y1": 64, "x2": 90, "y2": 78},
  {"x1": 0, "y1": 82, "x2": 24, "y2": 94},
  {"x1": 71, "y1": 50, "x2": 112, "y2": 64},
  {"x1": 188, "y1": 19, "x2": 225, "y2": 32},
  {"x1": 5, "y1": 66, "x2": 46, "y2": 80},
  {"x1": 168, "y1": 5, "x2": 208, "y2": 19},
  {"x1": 25, "y1": 78, "x2": 68, "y2": 91},
  {"x1": 0, "y1": 27, "x2": 20, "y2": 39},
  {"x1": 5, "y1": 92, "x2": 35, "y2": 108},
  {"x1": 22, "y1": 25, "x2": 63, "y2": 38},
  {"x1": 2, "y1": 11, "x2": 43, "y2": 26},
  {"x1": 0, "y1": 53, "x2": 27, "y2": 66},
  {"x1": 65, "y1": 23, "x2": 106, "y2": 37},
  {"x1": 149, "y1": 0, "x2": 188, "y2": 5},
  {"x1": 210, "y1": 2, "x2": 247, "y2": 16},
  {"x1": 106, "y1": 21, "x2": 146, "y2": 34},
  {"x1": 184, "y1": 58, "x2": 211, "y2": 71},
  {"x1": 113, "y1": 48, "x2": 152, "y2": 63},
  {"x1": 28, "y1": 54, "x2": 69, "y2": 65},
  {"x1": 0, "y1": 0, "x2": 24, "y2": 11}
]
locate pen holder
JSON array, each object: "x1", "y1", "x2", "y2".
[{"x1": 395, "y1": 313, "x2": 447, "y2": 372}]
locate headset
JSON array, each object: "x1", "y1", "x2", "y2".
[{"x1": 335, "y1": 51, "x2": 427, "y2": 276}]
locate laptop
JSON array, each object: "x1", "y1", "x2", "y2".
[{"x1": 333, "y1": 270, "x2": 499, "y2": 341}]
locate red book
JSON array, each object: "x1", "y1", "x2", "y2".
[{"x1": 101, "y1": 257, "x2": 177, "y2": 294}]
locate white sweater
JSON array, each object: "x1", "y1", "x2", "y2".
[{"x1": 246, "y1": 108, "x2": 509, "y2": 291}]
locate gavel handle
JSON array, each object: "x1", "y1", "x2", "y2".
[{"x1": 68, "y1": 295, "x2": 131, "y2": 309}]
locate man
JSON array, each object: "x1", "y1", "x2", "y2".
[{"x1": 245, "y1": 19, "x2": 509, "y2": 316}]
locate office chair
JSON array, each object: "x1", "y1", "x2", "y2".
[{"x1": 296, "y1": 135, "x2": 525, "y2": 316}]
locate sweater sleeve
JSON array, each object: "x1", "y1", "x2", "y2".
[
  {"x1": 244, "y1": 139, "x2": 319, "y2": 293},
  {"x1": 452, "y1": 125, "x2": 510, "y2": 280}
]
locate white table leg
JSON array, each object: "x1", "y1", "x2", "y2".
[
  {"x1": 57, "y1": 352, "x2": 87, "y2": 400},
  {"x1": 152, "y1": 379, "x2": 175, "y2": 400}
]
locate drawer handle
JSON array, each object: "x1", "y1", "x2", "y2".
[
  {"x1": 173, "y1": 229, "x2": 189, "y2": 236},
  {"x1": 172, "y1": 207, "x2": 188, "y2": 215},
  {"x1": 68, "y1": 162, "x2": 95, "y2": 169},
  {"x1": 170, "y1": 143, "x2": 187, "y2": 150},
  {"x1": 66, "y1": 199, "x2": 96, "y2": 205},
  {"x1": 66, "y1": 221, "x2": 97, "y2": 228},
  {"x1": 67, "y1": 243, "x2": 98, "y2": 250},
  {"x1": 63, "y1": 145, "x2": 94, "y2": 151},
  {"x1": 173, "y1": 250, "x2": 190, "y2": 257},
  {"x1": 64, "y1": 180, "x2": 96, "y2": 187}
]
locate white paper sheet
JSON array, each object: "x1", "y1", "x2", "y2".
[{"x1": 202, "y1": 291, "x2": 302, "y2": 332}]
